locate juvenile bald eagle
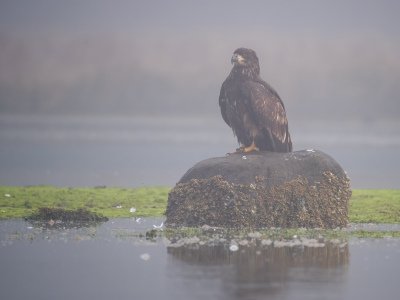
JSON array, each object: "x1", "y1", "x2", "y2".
[{"x1": 219, "y1": 48, "x2": 292, "y2": 153}]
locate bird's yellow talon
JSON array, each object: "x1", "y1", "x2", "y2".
[{"x1": 243, "y1": 142, "x2": 259, "y2": 153}]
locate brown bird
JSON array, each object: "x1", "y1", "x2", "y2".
[{"x1": 219, "y1": 48, "x2": 292, "y2": 153}]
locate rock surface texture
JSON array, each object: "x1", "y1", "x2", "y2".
[{"x1": 166, "y1": 150, "x2": 351, "y2": 229}]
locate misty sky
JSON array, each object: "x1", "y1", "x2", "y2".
[{"x1": 1, "y1": 0, "x2": 400, "y2": 121}]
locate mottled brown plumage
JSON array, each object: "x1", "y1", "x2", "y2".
[{"x1": 219, "y1": 48, "x2": 292, "y2": 152}]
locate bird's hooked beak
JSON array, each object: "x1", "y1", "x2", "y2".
[{"x1": 231, "y1": 53, "x2": 245, "y2": 65}]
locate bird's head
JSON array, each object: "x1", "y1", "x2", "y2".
[{"x1": 231, "y1": 48, "x2": 260, "y2": 75}]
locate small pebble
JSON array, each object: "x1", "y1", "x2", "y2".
[
  {"x1": 229, "y1": 244, "x2": 239, "y2": 252},
  {"x1": 261, "y1": 239, "x2": 272, "y2": 246},
  {"x1": 140, "y1": 253, "x2": 151, "y2": 261},
  {"x1": 239, "y1": 240, "x2": 249, "y2": 246}
]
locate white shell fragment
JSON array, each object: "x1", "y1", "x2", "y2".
[{"x1": 153, "y1": 222, "x2": 164, "y2": 229}]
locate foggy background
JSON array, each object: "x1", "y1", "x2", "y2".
[{"x1": 1, "y1": 0, "x2": 399, "y2": 188}]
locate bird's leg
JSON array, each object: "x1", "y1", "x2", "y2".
[
  {"x1": 242, "y1": 141, "x2": 259, "y2": 153},
  {"x1": 234, "y1": 146, "x2": 245, "y2": 153},
  {"x1": 233, "y1": 141, "x2": 259, "y2": 154}
]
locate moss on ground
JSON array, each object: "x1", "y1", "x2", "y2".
[
  {"x1": 0, "y1": 186, "x2": 399, "y2": 224},
  {"x1": 0, "y1": 186, "x2": 169, "y2": 219},
  {"x1": 27, "y1": 207, "x2": 108, "y2": 222},
  {"x1": 349, "y1": 190, "x2": 400, "y2": 223}
]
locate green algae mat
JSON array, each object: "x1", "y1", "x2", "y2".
[
  {"x1": 0, "y1": 186, "x2": 169, "y2": 219},
  {"x1": 0, "y1": 186, "x2": 399, "y2": 223}
]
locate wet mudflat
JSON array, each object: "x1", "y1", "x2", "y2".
[{"x1": 1, "y1": 218, "x2": 399, "y2": 300}]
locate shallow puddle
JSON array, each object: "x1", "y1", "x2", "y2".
[{"x1": 1, "y1": 218, "x2": 399, "y2": 300}]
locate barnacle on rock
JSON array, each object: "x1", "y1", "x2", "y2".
[{"x1": 166, "y1": 150, "x2": 351, "y2": 229}]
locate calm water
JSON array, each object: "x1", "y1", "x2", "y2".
[
  {"x1": 1, "y1": 219, "x2": 400, "y2": 300},
  {"x1": 0, "y1": 115, "x2": 400, "y2": 188}
]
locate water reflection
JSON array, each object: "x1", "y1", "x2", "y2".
[
  {"x1": 168, "y1": 240, "x2": 349, "y2": 266},
  {"x1": 167, "y1": 239, "x2": 348, "y2": 299},
  {"x1": 1, "y1": 219, "x2": 400, "y2": 300}
]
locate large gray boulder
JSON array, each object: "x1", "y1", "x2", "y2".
[{"x1": 166, "y1": 150, "x2": 351, "y2": 229}]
